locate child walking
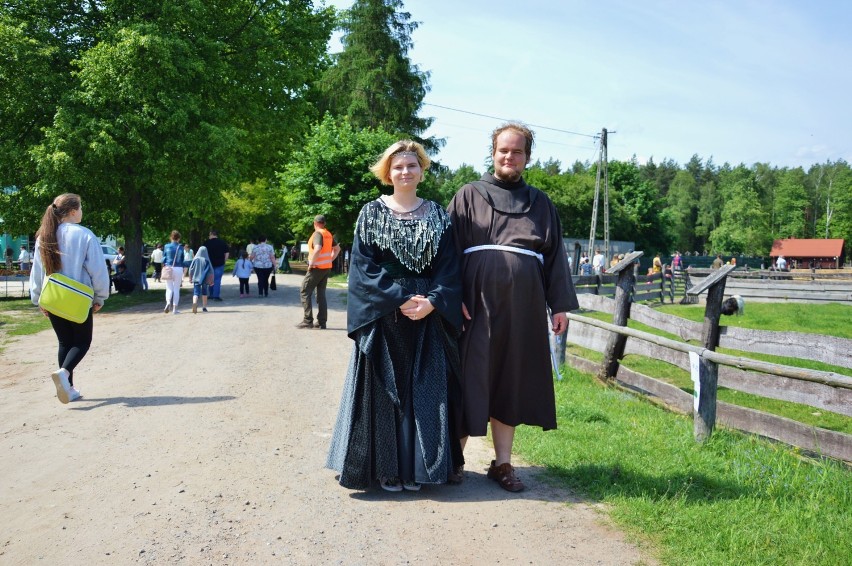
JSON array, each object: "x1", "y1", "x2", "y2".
[
  {"x1": 233, "y1": 251, "x2": 253, "y2": 297},
  {"x1": 189, "y1": 246, "x2": 213, "y2": 313}
]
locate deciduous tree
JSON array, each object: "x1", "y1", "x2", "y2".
[
  {"x1": 277, "y1": 115, "x2": 396, "y2": 243},
  {"x1": 0, "y1": 0, "x2": 333, "y2": 282}
]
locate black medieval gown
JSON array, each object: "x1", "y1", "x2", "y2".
[{"x1": 326, "y1": 199, "x2": 463, "y2": 489}]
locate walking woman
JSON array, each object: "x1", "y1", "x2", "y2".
[
  {"x1": 249, "y1": 235, "x2": 275, "y2": 297},
  {"x1": 162, "y1": 230, "x2": 185, "y2": 314},
  {"x1": 29, "y1": 193, "x2": 110, "y2": 404},
  {"x1": 326, "y1": 140, "x2": 463, "y2": 492}
]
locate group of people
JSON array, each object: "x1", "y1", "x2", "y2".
[
  {"x1": 327, "y1": 123, "x2": 579, "y2": 494},
  {"x1": 27, "y1": 122, "x2": 580, "y2": 496},
  {"x1": 160, "y1": 230, "x2": 229, "y2": 314}
]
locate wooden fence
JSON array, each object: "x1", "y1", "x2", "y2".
[
  {"x1": 687, "y1": 269, "x2": 852, "y2": 303},
  {"x1": 556, "y1": 254, "x2": 852, "y2": 462},
  {"x1": 572, "y1": 269, "x2": 684, "y2": 304}
]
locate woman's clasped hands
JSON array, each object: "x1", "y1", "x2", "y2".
[{"x1": 399, "y1": 295, "x2": 434, "y2": 321}]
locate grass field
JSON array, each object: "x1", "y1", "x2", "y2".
[
  {"x1": 515, "y1": 366, "x2": 852, "y2": 565},
  {"x1": 535, "y1": 301, "x2": 852, "y2": 564}
]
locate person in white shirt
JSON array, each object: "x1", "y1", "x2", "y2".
[
  {"x1": 591, "y1": 249, "x2": 605, "y2": 275},
  {"x1": 29, "y1": 193, "x2": 110, "y2": 404},
  {"x1": 776, "y1": 256, "x2": 787, "y2": 271},
  {"x1": 18, "y1": 246, "x2": 31, "y2": 271},
  {"x1": 150, "y1": 244, "x2": 164, "y2": 282}
]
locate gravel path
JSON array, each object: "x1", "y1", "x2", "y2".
[{"x1": 0, "y1": 274, "x2": 654, "y2": 565}]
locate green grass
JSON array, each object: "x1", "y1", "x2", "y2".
[
  {"x1": 0, "y1": 298, "x2": 51, "y2": 337},
  {"x1": 657, "y1": 302, "x2": 852, "y2": 339},
  {"x1": 515, "y1": 367, "x2": 852, "y2": 565},
  {"x1": 328, "y1": 272, "x2": 349, "y2": 287}
]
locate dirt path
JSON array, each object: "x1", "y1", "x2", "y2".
[{"x1": 0, "y1": 274, "x2": 654, "y2": 565}]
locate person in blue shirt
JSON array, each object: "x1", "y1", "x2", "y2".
[{"x1": 162, "y1": 230, "x2": 187, "y2": 314}]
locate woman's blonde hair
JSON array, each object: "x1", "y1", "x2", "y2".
[
  {"x1": 170, "y1": 230, "x2": 181, "y2": 241},
  {"x1": 36, "y1": 193, "x2": 81, "y2": 275},
  {"x1": 369, "y1": 140, "x2": 431, "y2": 186}
]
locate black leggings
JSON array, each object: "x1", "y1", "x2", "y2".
[
  {"x1": 48, "y1": 310, "x2": 94, "y2": 387},
  {"x1": 255, "y1": 267, "x2": 272, "y2": 296}
]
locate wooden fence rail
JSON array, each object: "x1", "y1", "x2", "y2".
[
  {"x1": 688, "y1": 271, "x2": 852, "y2": 304},
  {"x1": 561, "y1": 311, "x2": 852, "y2": 461},
  {"x1": 576, "y1": 294, "x2": 852, "y2": 370}
]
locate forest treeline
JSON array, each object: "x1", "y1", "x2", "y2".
[{"x1": 2, "y1": 0, "x2": 850, "y2": 278}]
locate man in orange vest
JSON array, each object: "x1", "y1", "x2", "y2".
[{"x1": 297, "y1": 214, "x2": 340, "y2": 329}]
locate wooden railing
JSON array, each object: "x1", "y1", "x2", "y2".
[
  {"x1": 555, "y1": 253, "x2": 852, "y2": 462},
  {"x1": 686, "y1": 268, "x2": 852, "y2": 303}
]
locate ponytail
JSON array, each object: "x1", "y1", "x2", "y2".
[{"x1": 36, "y1": 193, "x2": 81, "y2": 275}]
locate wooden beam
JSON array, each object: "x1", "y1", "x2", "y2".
[
  {"x1": 605, "y1": 251, "x2": 643, "y2": 274},
  {"x1": 687, "y1": 263, "x2": 737, "y2": 295},
  {"x1": 565, "y1": 312, "x2": 852, "y2": 390}
]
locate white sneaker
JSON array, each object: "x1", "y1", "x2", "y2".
[
  {"x1": 51, "y1": 369, "x2": 71, "y2": 404},
  {"x1": 402, "y1": 481, "x2": 421, "y2": 492},
  {"x1": 69, "y1": 387, "x2": 82, "y2": 402},
  {"x1": 172, "y1": 309, "x2": 181, "y2": 314}
]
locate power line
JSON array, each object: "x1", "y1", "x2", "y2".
[{"x1": 424, "y1": 103, "x2": 599, "y2": 139}]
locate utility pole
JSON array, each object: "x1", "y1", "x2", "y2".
[{"x1": 588, "y1": 128, "x2": 611, "y2": 261}]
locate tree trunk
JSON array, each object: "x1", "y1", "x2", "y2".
[{"x1": 121, "y1": 188, "x2": 144, "y2": 294}]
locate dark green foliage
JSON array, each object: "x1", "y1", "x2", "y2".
[
  {"x1": 0, "y1": 0, "x2": 334, "y2": 280},
  {"x1": 277, "y1": 115, "x2": 396, "y2": 243}
]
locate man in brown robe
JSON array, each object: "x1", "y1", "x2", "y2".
[{"x1": 448, "y1": 122, "x2": 579, "y2": 492}]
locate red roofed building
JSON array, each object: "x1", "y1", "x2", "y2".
[{"x1": 770, "y1": 238, "x2": 845, "y2": 269}]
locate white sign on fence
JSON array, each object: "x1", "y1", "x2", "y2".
[{"x1": 689, "y1": 351, "x2": 701, "y2": 411}]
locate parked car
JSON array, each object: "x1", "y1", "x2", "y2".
[{"x1": 101, "y1": 244, "x2": 118, "y2": 271}]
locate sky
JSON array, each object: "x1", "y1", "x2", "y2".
[{"x1": 325, "y1": 0, "x2": 852, "y2": 172}]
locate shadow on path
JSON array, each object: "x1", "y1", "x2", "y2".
[{"x1": 69, "y1": 395, "x2": 237, "y2": 411}]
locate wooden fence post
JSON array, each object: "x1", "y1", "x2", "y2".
[
  {"x1": 599, "y1": 251, "x2": 643, "y2": 381},
  {"x1": 686, "y1": 264, "x2": 736, "y2": 442}
]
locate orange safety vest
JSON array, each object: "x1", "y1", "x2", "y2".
[{"x1": 309, "y1": 228, "x2": 334, "y2": 269}]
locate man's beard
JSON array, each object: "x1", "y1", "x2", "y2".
[{"x1": 494, "y1": 166, "x2": 522, "y2": 183}]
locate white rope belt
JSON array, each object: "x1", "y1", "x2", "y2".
[{"x1": 463, "y1": 244, "x2": 544, "y2": 264}]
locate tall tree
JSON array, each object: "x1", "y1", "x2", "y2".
[
  {"x1": 422, "y1": 163, "x2": 480, "y2": 207},
  {"x1": 0, "y1": 0, "x2": 334, "y2": 281},
  {"x1": 317, "y1": 0, "x2": 436, "y2": 148},
  {"x1": 666, "y1": 170, "x2": 698, "y2": 252},
  {"x1": 773, "y1": 167, "x2": 809, "y2": 238},
  {"x1": 710, "y1": 172, "x2": 771, "y2": 255},
  {"x1": 824, "y1": 160, "x2": 852, "y2": 242}
]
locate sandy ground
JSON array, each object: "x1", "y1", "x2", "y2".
[{"x1": 0, "y1": 274, "x2": 655, "y2": 565}]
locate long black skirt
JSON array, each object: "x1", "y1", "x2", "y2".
[{"x1": 326, "y1": 298, "x2": 461, "y2": 489}]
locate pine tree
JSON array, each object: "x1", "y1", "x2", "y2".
[{"x1": 318, "y1": 0, "x2": 437, "y2": 149}]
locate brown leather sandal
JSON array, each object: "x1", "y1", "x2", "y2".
[{"x1": 487, "y1": 460, "x2": 525, "y2": 492}]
